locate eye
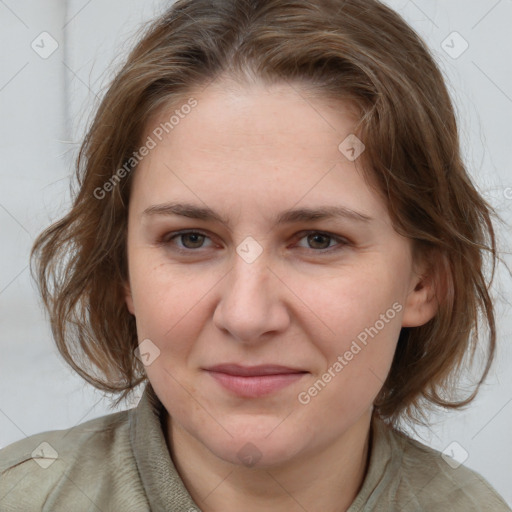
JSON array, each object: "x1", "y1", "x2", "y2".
[
  {"x1": 160, "y1": 229, "x2": 349, "y2": 255},
  {"x1": 162, "y1": 230, "x2": 213, "y2": 252},
  {"x1": 294, "y1": 231, "x2": 349, "y2": 252}
]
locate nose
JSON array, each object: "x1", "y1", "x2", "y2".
[{"x1": 212, "y1": 250, "x2": 290, "y2": 345}]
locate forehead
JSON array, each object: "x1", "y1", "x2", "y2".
[
  {"x1": 130, "y1": 79, "x2": 388, "y2": 224},
  {"x1": 145, "y1": 78, "x2": 360, "y2": 155}
]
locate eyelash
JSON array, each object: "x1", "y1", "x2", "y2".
[{"x1": 160, "y1": 229, "x2": 350, "y2": 255}]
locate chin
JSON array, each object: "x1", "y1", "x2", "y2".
[{"x1": 199, "y1": 423, "x2": 307, "y2": 469}]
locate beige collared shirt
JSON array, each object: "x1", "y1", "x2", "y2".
[{"x1": 1, "y1": 383, "x2": 510, "y2": 511}]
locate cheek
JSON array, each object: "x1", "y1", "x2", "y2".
[
  {"x1": 299, "y1": 313, "x2": 401, "y2": 422},
  {"x1": 290, "y1": 264, "x2": 404, "y2": 406},
  {"x1": 128, "y1": 257, "x2": 231, "y2": 377},
  {"x1": 130, "y1": 253, "x2": 203, "y2": 313},
  {"x1": 291, "y1": 265, "x2": 405, "y2": 345}
]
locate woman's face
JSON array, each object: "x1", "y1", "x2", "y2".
[{"x1": 124, "y1": 78, "x2": 435, "y2": 467}]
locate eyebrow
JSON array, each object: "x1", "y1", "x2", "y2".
[{"x1": 142, "y1": 202, "x2": 374, "y2": 226}]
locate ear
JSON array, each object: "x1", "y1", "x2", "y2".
[
  {"x1": 123, "y1": 280, "x2": 135, "y2": 315},
  {"x1": 401, "y1": 250, "x2": 447, "y2": 328}
]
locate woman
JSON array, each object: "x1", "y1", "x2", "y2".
[{"x1": 1, "y1": 0, "x2": 510, "y2": 510}]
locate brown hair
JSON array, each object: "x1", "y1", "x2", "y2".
[{"x1": 30, "y1": 0, "x2": 500, "y2": 428}]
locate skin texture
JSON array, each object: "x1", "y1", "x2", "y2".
[{"x1": 124, "y1": 77, "x2": 438, "y2": 512}]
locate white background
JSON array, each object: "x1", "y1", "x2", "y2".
[{"x1": 0, "y1": 0, "x2": 511, "y2": 506}]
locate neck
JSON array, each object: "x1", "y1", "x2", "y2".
[{"x1": 165, "y1": 410, "x2": 373, "y2": 512}]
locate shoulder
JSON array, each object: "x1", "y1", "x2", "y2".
[
  {"x1": 0, "y1": 408, "x2": 130, "y2": 473},
  {"x1": 388, "y1": 425, "x2": 511, "y2": 511},
  {"x1": 0, "y1": 408, "x2": 147, "y2": 511}
]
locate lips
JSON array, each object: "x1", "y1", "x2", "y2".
[
  {"x1": 203, "y1": 364, "x2": 308, "y2": 398},
  {"x1": 205, "y1": 363, "x2": 307, "y2": 376}
]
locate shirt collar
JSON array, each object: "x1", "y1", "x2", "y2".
[
  {"x1": 347, "y1": 411, "x2": 400, "y2": 510},
  {"x1": 130, "y1": 382, "x2": 396, "y2": 510},
  {"x1": 129, "y1": 382, "x2": 200, "y2": 510}
]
